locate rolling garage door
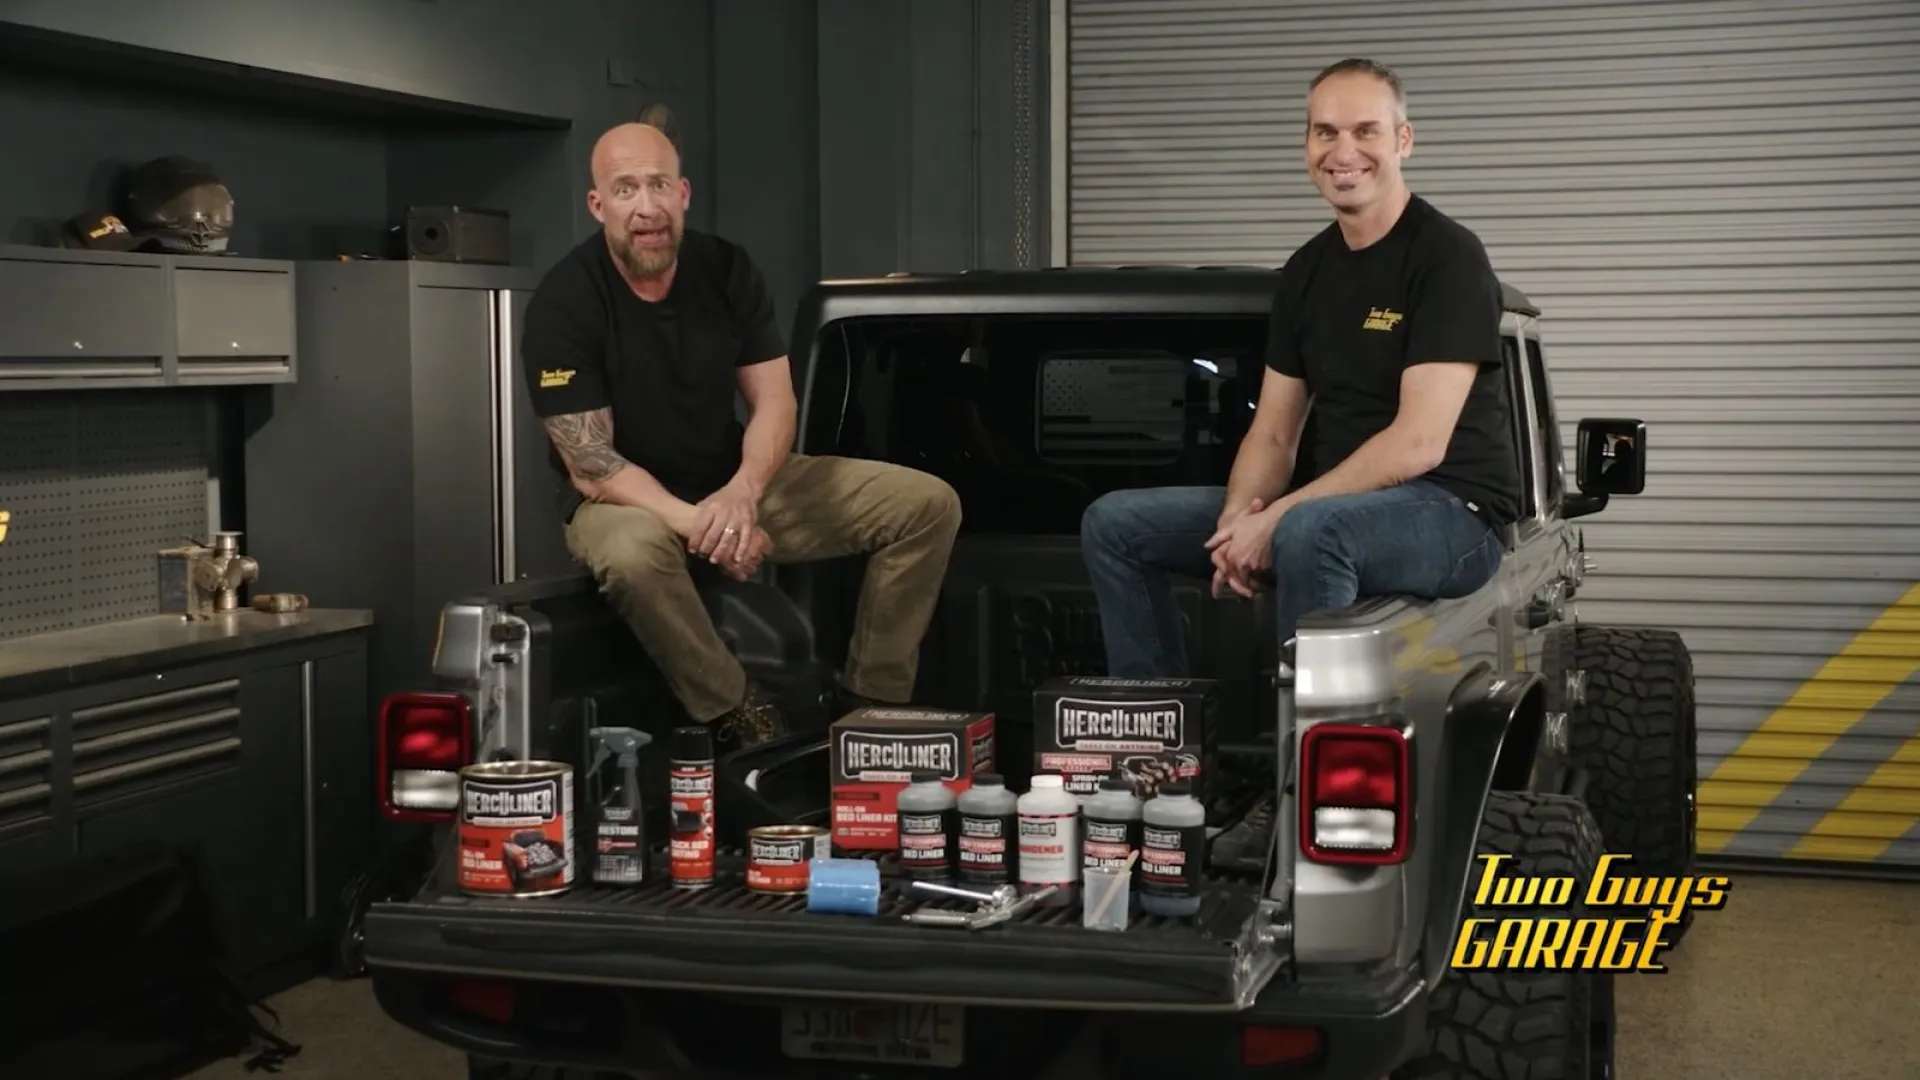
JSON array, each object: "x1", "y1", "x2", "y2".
[{"x1": 1058, "y1": 0, "x2": 1920, "y2": 869}]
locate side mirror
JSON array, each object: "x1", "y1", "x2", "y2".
[{"x1": 1575, "y1": 418, "x2": 1646, "y2": 496}]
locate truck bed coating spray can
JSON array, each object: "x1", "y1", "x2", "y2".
[
  {"x1": 669, "y1": 725, "x2": 716, "y2": 889},
  {"x1": 1017, "y1": 773, "x2": 1079, "y2": 907}
]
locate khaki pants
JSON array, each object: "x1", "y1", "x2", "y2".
[{"x1": 565, "y1": 454, "x2": 962, "y2": 721}]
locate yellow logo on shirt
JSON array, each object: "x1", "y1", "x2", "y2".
[
  {"x1": 1362, "y1": 307, "x2": 1403, "y2": 332},
  {"x1": 539, "y1": 368, "x2": 575, "y2": 389}
]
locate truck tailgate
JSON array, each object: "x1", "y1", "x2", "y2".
[{"x1": 362, "y1": 850, "x2": 1276, "y2": 1011}]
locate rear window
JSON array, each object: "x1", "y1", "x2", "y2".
[{"x1": 802, "y1": 314, "x2": 1269, "y2": 535}]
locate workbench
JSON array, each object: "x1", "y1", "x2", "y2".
[{"x1": 0, "y1": 608, "x2": 374, "y2": 991}]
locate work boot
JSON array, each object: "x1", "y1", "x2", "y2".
[{"x1": 711, "y1": 683, "x2": 789, "y2": 752}]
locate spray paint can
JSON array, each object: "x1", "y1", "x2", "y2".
[
  {"x1": 588, "y1": 725, "x2": 652, "y2": 886},
  {"x1": 669, "y1": 725, "x2": 716, "y2": 889}
]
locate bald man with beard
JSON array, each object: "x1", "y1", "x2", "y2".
[{"x1": 520, "y1": 119, "x2": 962, "y2": 750}]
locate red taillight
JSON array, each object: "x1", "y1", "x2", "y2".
[
  {"x1": 1299, "y1": 722, "x2": 1410, "y2": 865},
  {"x1": 377, "y1": 691, "x2": 473, "y2": 822}
]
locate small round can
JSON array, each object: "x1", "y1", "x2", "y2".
[
  {"x1": 747, "y1": 824, "x2": 830, "y2": 895},
  {"x1": 457, "y1": 760, "x2": 575, "y2": 898}
]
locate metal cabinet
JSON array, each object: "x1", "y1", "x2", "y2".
[
  {"x1": 243, "y1": 260, "x2": 575, "y2": 705},
  {"x1": 172, "y1": 265, "x2": 298, "y2": 382},
  {"x1": 0, "y1": 246, "x2": 296, "y2": 390},
  {"x1": 0, "y1": 620, "x2": 372, "y2": 990}
]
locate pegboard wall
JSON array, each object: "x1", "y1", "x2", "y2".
[{"x1": 0, "y1": 390, "x2": 214, "y2": 640}]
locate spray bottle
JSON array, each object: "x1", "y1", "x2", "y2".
[{"x1": 587, "y1": 726, "x2": 653, "y2": 886}]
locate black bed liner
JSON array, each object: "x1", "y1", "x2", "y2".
[{"x1": 363, "y1": 848, "x2": 1280, "y2": 1011}]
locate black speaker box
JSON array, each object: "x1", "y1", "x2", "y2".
[{"x1": 405, "y1": 205, "x2": 511, "y2": 265}]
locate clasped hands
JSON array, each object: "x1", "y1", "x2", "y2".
[
  {"x1": 1206, "y1": 497, "x2": 1285, "y2": 600},
  {"x1": 684, "y1": 480, "x2": 772, "y2": 582}
]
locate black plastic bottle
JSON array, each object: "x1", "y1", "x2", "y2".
[
  {"x1": 896, "y1": 769, "x2": 959, "y2": 880},
  {"x1": 956, "y1": 772, "x2": 1018, "y2": 885},
  {"x1": 1082, "y1": 769, "x2": 1143, "y2": 889},
  {"x1": 1139, "y1": 780, "x2": 1205, "y2": 918}
]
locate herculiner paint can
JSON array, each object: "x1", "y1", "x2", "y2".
[
  {"x1": 457, "y1": 760, "x2": 575, "y2": 898},
  {"x1": 747, "y1": 824, "x2": 830, "y2": 895}
]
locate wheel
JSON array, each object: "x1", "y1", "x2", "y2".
[
  {"x1": 1394, "y1": 791, "x2": 1614, "y2": 1080},
  {"x1": 1550, "y1": 625, "x2": 1698, "y2": 942}
]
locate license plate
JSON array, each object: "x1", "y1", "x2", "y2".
[{"x1": 780, "y1": 1001, "x2": 965, "y2": 1068}]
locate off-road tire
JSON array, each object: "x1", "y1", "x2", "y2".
[
  {"x1": 1549, "y1": 625, "x2": 1698, "y2": 942},
  {"x1": 1394, "y1": 791, "x2": 1613, "y2": 1080}
]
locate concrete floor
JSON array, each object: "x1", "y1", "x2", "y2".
[{"x1": 186, "y1": 872, "x2": 1920, "y2": 1080}]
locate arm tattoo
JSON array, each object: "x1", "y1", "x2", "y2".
[{"x1": 543, "y1": 409, "x2": 629, "y2": 482}]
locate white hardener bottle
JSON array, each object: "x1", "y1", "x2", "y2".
[{"x1": 1017, "y1": 773, "x2": 1080, "y2": 907}]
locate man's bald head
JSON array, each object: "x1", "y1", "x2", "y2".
[
  {"x1": 590, "y1": 122, "x2": 680, "y2": 189},
  {"x1": 586, "y1": 120, "x2": 690, "y2": 283}
]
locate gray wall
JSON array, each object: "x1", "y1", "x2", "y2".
[
  {"x1": 714, "y1": 0, "x2": 1049, "y2": 346},
  {"x1": 0, "y1": 0, "x2": 715, "y2": 271},
  {"x1": 1, "y1": 0, "x2": 1044, "y2": 323},
  {"x1": 0, "y1": 0, "x2": 1048, "y2": 641}
]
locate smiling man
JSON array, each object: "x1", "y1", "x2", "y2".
[
  {"x1": 1079, "y1": 58, "x2": 1521, "y2": 677},
  {"x1": 520, "y1": 114, "x2": 962, "y2": 749}
]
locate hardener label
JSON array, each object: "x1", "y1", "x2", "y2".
[
  {"x1": 1018, "y1": 813, "x2": 1080, "y2": 886},
  {"x1": 1141, "y1": 823, "x2": 1205, "y2": 898},
  {"x1": 959, "y1": 812, "x2": 1014, "y2": 881}
]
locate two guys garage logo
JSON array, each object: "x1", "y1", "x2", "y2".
[{"x1": 1450, "y1": 853, "x2": 1731, "y2": 973}]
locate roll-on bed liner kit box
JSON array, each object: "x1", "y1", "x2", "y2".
[{"x1": 829, "y1": 706, "x2": 997, "y2": 852}]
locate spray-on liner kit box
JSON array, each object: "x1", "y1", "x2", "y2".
[
  {"x1": 829, "y1": 706, "x2": 997, "y2": 851},
  {"x1": 1033, "y1": 675, "x2": 1219, "y2": 801}
]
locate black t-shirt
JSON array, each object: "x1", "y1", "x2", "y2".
[
  {"x1": 1264, "y1": 195, "x2": 1521, "y2": 525},
  {"x1": 519, "y1": 228, "x2": 787, "y2": 503}
]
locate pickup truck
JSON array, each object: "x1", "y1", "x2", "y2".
[{"x1": 358, "y1": 267, "x2": 1697, "y2": 1080}]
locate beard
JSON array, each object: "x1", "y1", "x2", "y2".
[{"x1": 610, "y1": 221, "x2": 681, "y2": 279}]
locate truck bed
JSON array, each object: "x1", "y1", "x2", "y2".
[{"x1": 363, "y1": 846, "x2": 1276, "y2": 1011}]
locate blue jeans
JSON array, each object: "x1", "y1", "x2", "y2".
[{"x1": 1079, "y1": 480, "x2": 1505, "y2": 677}]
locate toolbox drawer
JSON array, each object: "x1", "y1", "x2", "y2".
[
  {"x1": 0, "y1": 259, "x2": 169, "y2": 360},
  {"x1": 173, "y1": 267, "x2": 295, "y2": 371}
]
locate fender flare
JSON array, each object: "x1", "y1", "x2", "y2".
[{"x1": 1418, "y1": 666, "x2": 1548, "y2": 987}]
